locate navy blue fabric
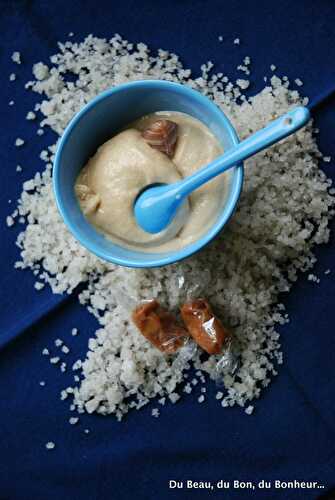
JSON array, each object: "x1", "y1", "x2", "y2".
[{"x1": 1, "y1": 1, "x2": 335, "y2": 499}]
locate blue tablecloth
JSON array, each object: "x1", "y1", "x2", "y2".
[{"x1": 1, "y1": 1, "x2": 335, "y2": 499}]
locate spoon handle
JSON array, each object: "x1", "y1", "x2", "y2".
[{"x1": 176, "y1": 106, "x2": 310, "y2": 197}]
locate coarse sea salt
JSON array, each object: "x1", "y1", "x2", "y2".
[
  {"x1": 11, "y1": 51, "x2": 21, "y2": 64},
  {"x1": 10, "y1": 34, "x2": 335, "y2": 420},
  {"x1": 26, "y1": 111, "x2": 36, "y2": 120},
  {"x1": 15, "y1": 138, "x2": 24, "y2": 147}
]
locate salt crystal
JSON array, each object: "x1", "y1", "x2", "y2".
[
  {"x1": 169, "y1": 393, "x2": 180, "y2": 404},
  {"x1": 294, "y1": 78, "x2": 303, "y2": 86},
  {"x1": 26, "y1": 111, "x2": 36, "y2": 120},
  {"x1": 11, "y1": 51, "x2": 21, "y2": 64},
  {"x1": 151, "y1": 408, "x2": 160, "y2": 417},
  {"x1": 236, "y1": 78, "x2": 250, "y2": 90},
  {"x1": 50, "y1": 356, "x2": 60, "y2": 364},
  {"x1": 6, "y1": 216, "x2": 14, "y2": 227},
  {"x1": 245, "y1": 405, "x2": 254, "y2": 415}
]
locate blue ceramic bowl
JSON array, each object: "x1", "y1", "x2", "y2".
[{"x1": 53, "y1": 80, "x2": 243, "y2": 268}]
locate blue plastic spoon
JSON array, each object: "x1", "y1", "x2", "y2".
[{"x1": 134, "y1": 106, "x2": 310, "y2": 234}]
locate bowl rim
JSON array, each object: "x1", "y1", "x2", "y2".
[{"x1": 53, "y1": 79, "x2": 244, "y2": 268}]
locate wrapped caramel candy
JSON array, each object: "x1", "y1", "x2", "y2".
[
  {"x1": 180, "y1": 299, "x2": 231, "y2": 355},
  {"x1": 142, "y1": 119, "x2": 178, "y2": 157},
  {"x1": 132, "y1": 299, "x2": 189, "y2": 353}
]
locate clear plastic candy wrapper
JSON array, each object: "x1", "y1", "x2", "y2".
[
  {"x1": 128, "y1": 265, "x2": 237, "y2": 379},
  {"x1": 214, "y1": 337, "x2": 240, "y2": 383},
  {"x1": 180, "y1": 298, "x2": 231, "y2": 355},
  {"x1": 132, "y1": 299, "x2": 189, "y2": 354}
]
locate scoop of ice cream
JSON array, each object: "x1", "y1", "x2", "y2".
[{"x1": 76, "y1": 128, "x2": 181, "y2": 245}]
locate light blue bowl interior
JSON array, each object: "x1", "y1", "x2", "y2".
[{"x1": 53, "y1": 80, "x2": 243, "y2": 268}]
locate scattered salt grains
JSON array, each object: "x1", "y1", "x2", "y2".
[
  {"x1": 69, "y1": 417, "x2": 79, "y2": 425},
  {"x1": 39, "y1": 381, "x2": 46, "y2": 387},
  {"x1": 61, "y1": 345, "x2": 70, "y2": 354},
  {"x1": 60, "y1": 390, "x2": 68, "y2": 400},
  {"x1": 169, "y1": 393, "x2": 180, "y2": 404},
  {"x1": 55, "y1": 339, "x2": 63, "y2": 347},
  {"x1": 198, "y1": 395, "x2": 205, "y2": 403},
  {"x1": 26, "y1": 111, "x2": 36, "y2": 120},
  {"x1": 218, "y1": 36, "x2": 223, "y2": 42},
  {"x1": 9, "y1": 34, "x2": 335, "y2": 419},
  {"x1": 60, "y1": 363, "x2": 67, "y2": 373},
  {"x1": 324, "y1": 269, "x2": 331, "y2": 275},
  {"x1": 236, "y1": 79, "x2": 250, "y2": 90},
  {"x1": 151, "y1": 408, "x2": 160, "y2": 418},
  {"x1": 245, "y1": 405, "x2": 254, "y2": 415},
  {"x1": 34, "y1": 282, "x2": 44, "y2": 290},
  {"x1": 183, "y1": 384, "x2": 192, "y2": 394},
  {"x1": 11, "y1": 51, "x2": 21, "y2": 64},
  {"x1": 16, "y1": 165, "x2": 22, "y2": 172},
  {"x1": 233, "y1": 38, "x2": 240, "y2": 45},
  {"x1": 84, "y1": 429, "x2": 90, "y2": 434},
  {"x1": 45, "y1": 442, "x2": 55, "y2": 450},
  {"x1": 71, "y1": 328, "x2": 78, "y2": 336},
  {"x1": 9, "y1": 100, "x2": 14, "y2": 106},
  {"x1": 32, "y1": 62, "x2": 49, "y2": 81},
  {"x1": 216, "y1": 392, "x2": 224, "y2": 400},
  {"x1": 323, "y1": 156, "x2": 331, "y2": 163},
  {"x1": 6, "y1": 216, "x2": 14, "y2": 227},
  {"x1": 270, "y1": 64, "x2": 276, "y2": 71},
  {"x1": 15, "y1": 138, "x2": 24, "y2": 147},
  {"x1": 42, "y1": 348, "x2": 49, "y2": 356},
  {"x1": 9, "y1": 73, "x2": 16, "y2": 81},
  {"x1": 37, "y1": 129, "x2": 44, "y2": 136},
  {"x1": 50, "y1": 357, "x2": 60, "y2": 364},
  {"x1": 294, "y1": 78, "x2": 303, "y2": 87}
]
